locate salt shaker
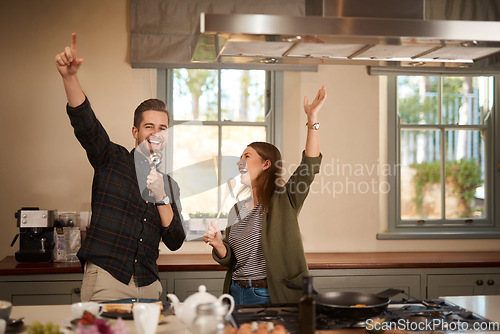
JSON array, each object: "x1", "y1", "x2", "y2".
[{"x1": 192, "y1": 303, "x2": 230, "y2": 334}]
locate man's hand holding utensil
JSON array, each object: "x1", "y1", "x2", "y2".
[{"x1": 147, "y1": 168, "x2": 166, "y2": 202}]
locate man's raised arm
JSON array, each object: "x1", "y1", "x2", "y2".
[{"x1": 55, "y1": 33, "x2": 86, "y2": 107}]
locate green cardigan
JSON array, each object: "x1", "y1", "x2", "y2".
[{"x1": 212, "y1": 152, "x2": 322, "y2": 303}]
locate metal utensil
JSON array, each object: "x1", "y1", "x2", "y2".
[
  {"x1": 150, "y1": 152, "x2": 161, "y2": 166},
  {"x1": 205, "y1": 178, "x2": 236, "y2": 250},
  {"x1": 148, "y1": 151, "x2": 162, "y2": 197}
]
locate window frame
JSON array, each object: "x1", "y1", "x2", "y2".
[
  {"x1": 379, "y1": 75, "x2": 500, "y2": 240},
  {"x1": 156, "y1": 69, "x2": 283, "y2": 237}
]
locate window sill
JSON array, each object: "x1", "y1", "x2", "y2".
[{"x1": 377, "y1": 231, "x2": 500, "y2": 240}]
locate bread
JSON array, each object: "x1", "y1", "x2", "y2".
[
  {"x1": 103, "y1": 304, "x2": 133, "y2": 314},
  {"x1": 103, "y1": 301, "x2": 163, "y2": 314}
]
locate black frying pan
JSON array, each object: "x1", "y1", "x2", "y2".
[
  {"x1": 287, "y1": 283, "x2": 403, "y2": 319},
  {"x1": 314, "y1": 290, "x2": 392, "y2": 318}
]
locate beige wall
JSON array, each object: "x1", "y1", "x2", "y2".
[{"x1": 1, "y1": 0, "x2": 498, "y2": 261}]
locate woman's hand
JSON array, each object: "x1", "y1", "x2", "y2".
[
  {"x1": 304, "y1": 85, "x2": 327, "y2": 119},
  {"x1": 304, "y1": 86, "x2": 327, "y2": 157},
  {"x1": 203, "y1": 221, "x2": 227, "y2": 258},
  {"x1": 55, "y1": 33, "x2": 84, "y2": 78},
  {"x1": 203, "y1": 221, "x2": 223, "y2": 248}
]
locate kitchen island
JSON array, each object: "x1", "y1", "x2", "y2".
[
  {"x1": 2, "y1": 252, "x2": 500, "y2": 304},
  {"x1": 8, "y1": 304, "x2": 366, "y2": 334},
  {"x1": 444, "y1": 295, "x2": 500, "y2": 323},
  {"x1": 7, "y1": 295, "x2": 500, "y2": 334}
]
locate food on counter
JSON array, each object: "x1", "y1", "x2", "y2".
[
  {"x1": 236, "y1": 323, "x2": 252, "y2": 334},
  {"x1": 73, "y1": 311, "x2": 129, "y2": 334},
  {"x1": 255, "y1": 322, "x2": 270, "y2": 334},
  {"x1": 28, "y1": 321, "x2": 62, "y2": 334},
  {"x1": 102, "y1": 304, "x2": 133, "y2": 314},
  {"x1": 78, "y1": 312, "x2": 97, "y2": 326},
  {"x1": 102, "y1": 301, "x2": 163, "y2": 314},
  {"x1": 271, "y1": 324, "x2": 287, "y2": 333},
  {"x1": 229, "y1": 322, "x2": 288, "y2": 334}
]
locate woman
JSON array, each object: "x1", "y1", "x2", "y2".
[{"x1": 204, "y1": 86, "x2": 327, "y2": 304}]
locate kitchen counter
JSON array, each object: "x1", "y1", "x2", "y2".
[
  {"x1": 444, "y1": 295, "x2": 500, "y2": 323},
  {"x1": 8, "y1": 296, "x2": 500, "y2": 334},
  {"x1": 9, "y1": 304, "x2": 187, "y2": 334},
  {"x1": 1, "y1": 251, "x2": 499, "y2": 275},
  {"x1": 8, "y1": 304, "x2": 361, "y2": 334}
]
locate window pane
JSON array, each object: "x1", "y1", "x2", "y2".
[
  {"x1": 172, "y1": 124, "x2": 218, "y2": 223},
  {"x1": 168, "y1": 69, "x2": 270, "y2": 241},
  {"x1": 221, "y1": 70, "x2": 266, "y2": 122},
  {"x1": 400, "y1": 129, "x2": 441, "y2": 220},
  {"x1": 173, "y1": 69, "x2": 218, "y2": 121},
  {"x1": 442, "y1": 77, "x2": 487, "y2": 126},
  {"x1": 444, "y1": 130, "x2": 485, "y2": 219},
  {"x1": 221, "y1": 126, "x2": 267, "y2": 156},
  {"x1": 398, "y1": 76, "x2": 438, "y2": 125}
]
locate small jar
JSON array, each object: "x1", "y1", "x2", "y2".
[{"x1": 192, "y1": 303, "x2": 230, "y2": 334}]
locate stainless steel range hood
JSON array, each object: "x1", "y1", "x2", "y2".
[{"x1": 192, "y1": 0, "x2": 500, "y2": 74}]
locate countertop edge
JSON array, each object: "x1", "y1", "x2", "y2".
[{"x1": 1, "y1": 251, "x2": 500, "y2": 276}]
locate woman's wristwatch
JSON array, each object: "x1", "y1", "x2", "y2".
[
  {"x1": 156, "y1": 195, "x2": 170, "y2": 206},
  {"x1": 306, "y1": 122, "x2": 320, "y2": 130}
]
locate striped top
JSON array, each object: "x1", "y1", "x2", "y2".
[{"x1": 228, "y1": 203, "x2": 267, "y2": 281}]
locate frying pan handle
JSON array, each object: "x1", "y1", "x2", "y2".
[
  {"x1": 285, "y1": 282, "x2": 319, "y2": 295},
  {"x1": 374, "y1": 288, "x2": 405, "y2": 299}
]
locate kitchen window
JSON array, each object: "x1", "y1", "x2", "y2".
[
  {"x1": 382, "y1": 75, "x2": 500, "y2": 239},
  {"x1": 157, "y1": 69, "x2": 282, "y2": 240}
]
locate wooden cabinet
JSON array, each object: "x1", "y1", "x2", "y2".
[
  {"x1": 1, "y1": 253, "x2": 499, "y2": 305},
  {"x1": 161, "y1": 269, "x2": 422, "y2": 301},
  {"x1": 427, "y1": 271, "x2": 500, "y2": 298},
  {"x1": 0, "y1": 273, "x2": 82, "y2": 305},
  {"x1": 3, "y1": 268, "x2": 500, "y2": 305},
  {"x1": 311, "y1": 269, "x2": 421, "y2": 299},
  {"x1": 167, "y1": 271, "x2": 226, "y2": 301}
]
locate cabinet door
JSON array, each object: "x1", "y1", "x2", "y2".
[
  {"x1": 0, "y1": 281, "x2": 81, "y2": 305},
  {"x1": 484, "y1": 275, "x2": 500, "y2": 295},
  {"x1": 313, "y1": 275, "x2": 421, "y2": 300},
  {"x1": 426, "y1": 274, "x2": 500, "y2": 298},
  {"x1": 173, "y1": 279, "x2": 225, "y2": 301},
  {"x1": 171, "y1": 271, "x2": 227, "y2": 301}
]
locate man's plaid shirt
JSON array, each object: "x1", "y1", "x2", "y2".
[{"x1": 68, "y1": 98, "x2": 185, "y2": 286}]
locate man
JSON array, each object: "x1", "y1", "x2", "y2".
[{"x1": 55, "y1": 33, "x2": 185, "y2": 302}]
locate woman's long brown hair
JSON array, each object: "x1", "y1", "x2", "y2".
[{"x1": 247, "y1": 142, "x2": 284, "y2": 213}]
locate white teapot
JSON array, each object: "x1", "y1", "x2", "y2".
[{"x1": 167, "y1": 285, "x2": 235, "y2": 326}]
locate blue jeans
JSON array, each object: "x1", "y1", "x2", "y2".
[{"x1": 230, "y1": 281, "x2": 271, "y2": 305}]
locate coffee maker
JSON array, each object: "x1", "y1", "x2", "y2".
[{"x1": 11, "y1": 207, "x2": 56, "y2": 262}]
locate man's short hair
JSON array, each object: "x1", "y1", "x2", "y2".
[{"x1": 133, "y1": 99, "x2": 170, "y2": 128}]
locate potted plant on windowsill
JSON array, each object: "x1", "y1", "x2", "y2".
[{"x1": 188, "y1": 212, "x2": 228, "y2": 234}]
